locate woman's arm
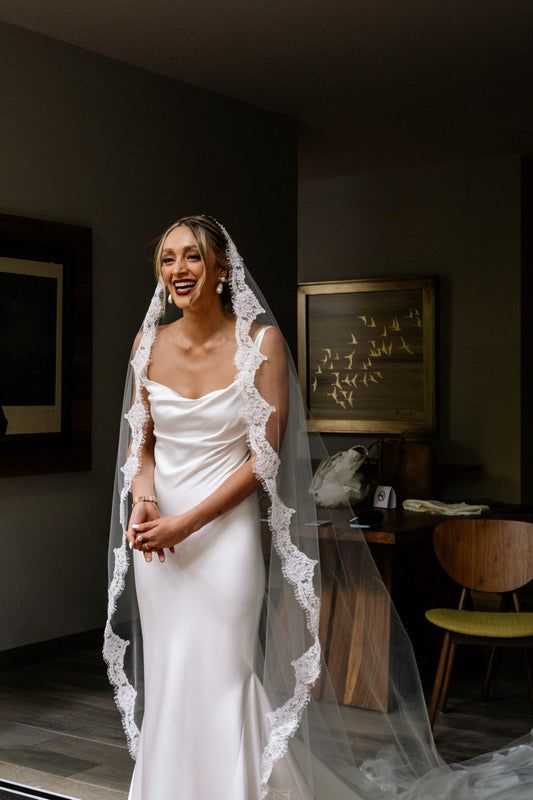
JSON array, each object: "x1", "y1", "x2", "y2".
[
  {"x1": 127, "y1": 331, "x2": 157, "y2": 498},
  {"x1": 125, "y1": 332, "x2": 168, "y2": 562},
  {"x1": 130, "y1": 384, "x2": 157, "y2": 498},
  {"x1": 131, "y1": 327, "x2": 289, "y2": 555}
]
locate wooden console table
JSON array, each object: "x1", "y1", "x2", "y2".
[{"x1": 265, "y1": 505, "x2": 533, "y2": 712}]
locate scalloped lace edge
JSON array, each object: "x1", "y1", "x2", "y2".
[{"x1": 102, "y1": 282, "x2": 164, "y2": 759}]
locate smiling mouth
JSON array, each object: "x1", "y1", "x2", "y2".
[{"x1": 172, "y1": 280, "x2": 197, "y2": 296}]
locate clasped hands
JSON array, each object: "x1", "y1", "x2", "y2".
[{"x1": 126, "y1": 506, "x2": 191, "y2": 563}]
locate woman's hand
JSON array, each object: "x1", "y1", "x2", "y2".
[
  {"x1": 132, "y1": 514, "x2": 191, "y2": 562},
  {"x1": 126, "y1": 501, "x2": 174, "y2": 563}
]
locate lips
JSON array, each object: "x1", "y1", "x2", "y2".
[{"x1": 173, "y1": 279, "x2": 196, "y2": 296}]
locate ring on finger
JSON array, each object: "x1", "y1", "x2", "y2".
[{"x1": 143, "y1": 542, "x2": 151, "y2": 552}]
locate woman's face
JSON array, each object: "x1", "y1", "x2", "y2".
[{"x1": 161, "y1": 225, "x2": 220, "y2": 309}]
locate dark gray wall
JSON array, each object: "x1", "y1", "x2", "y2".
[
  {"x1": 299, "y1": 156, "x2": 522, "y2": 502},
  {"x1": 0, "y1": 22, "x2": 297, "y2": 650}
]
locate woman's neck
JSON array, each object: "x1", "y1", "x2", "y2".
[{"x1": 179, "y1": 301, "x2": 233, "y2": 346}]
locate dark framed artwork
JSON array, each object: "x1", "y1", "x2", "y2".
[
  {"x1": 0, "y1": 213, "x2": 92, "y2": 476},
  {"x1": 298, "y1": 278, "x2": 436, "y2": 434}
]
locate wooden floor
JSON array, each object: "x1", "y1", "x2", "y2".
[
  {"x1": 0, "y1": 645, "x2": 131, "y2": 799},
  {"x1": 0, "y1": 643, "x2": 531, "y2": 797},
  {"x1": 428, "y1": 647, "x2": 533, "y2": 764}
]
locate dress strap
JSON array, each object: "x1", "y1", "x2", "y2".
[{"x1": 252, "y1": 325, "x2": 273, "y2": 352}]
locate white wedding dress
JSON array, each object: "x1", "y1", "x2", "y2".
[{"x1": 127, "y1": 326, "x2": 313, "y2": 800}]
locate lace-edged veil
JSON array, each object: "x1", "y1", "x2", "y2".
[{"x1": 103, "y1": 215, "x2": 533, "y2": 799}]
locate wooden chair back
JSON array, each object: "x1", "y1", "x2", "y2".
[{"x1": 433, "y1": 518, "x2": 533, "y2": 593}]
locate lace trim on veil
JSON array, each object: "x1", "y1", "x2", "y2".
[
  {"x1": 222, "y1": 226, "x2": 322, "y2": 799},
  {"x1": 102, "y1": 283, "x2": 165, "y2": 759}
]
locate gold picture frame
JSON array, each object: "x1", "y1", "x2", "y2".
[{"x1": 298, "y1": 278, "x2": 436, "y2": 433}]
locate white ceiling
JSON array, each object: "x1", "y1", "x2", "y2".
[{"x1": 1, "y1": 0, "x2": 532, "y2": 178}]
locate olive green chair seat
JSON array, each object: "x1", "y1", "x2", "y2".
[{"x1": 426, "y1": 609, "x2": 533, "y2": 639}]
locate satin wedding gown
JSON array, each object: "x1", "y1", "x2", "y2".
[{"x1": 128, "y1": 326, "x2": 313, "y2": 800}]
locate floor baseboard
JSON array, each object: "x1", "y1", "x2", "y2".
[{"x1": 0, "y1": 628, "x2": 104, "y2": 672}]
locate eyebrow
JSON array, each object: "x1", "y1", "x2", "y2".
[{"x1": 162, "y1": 245, "x2": 198, "y2": 255}]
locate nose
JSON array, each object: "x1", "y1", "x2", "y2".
[{"x1": 171, "y1": 256, "x2": 190, "y2": 276}]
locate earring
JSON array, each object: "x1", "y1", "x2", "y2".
[
  {"x1": 216, "y1": 281, "x2": 223, "y2": 295},
  {"x1": 168, "y1": 292, "x2": 173, "y2": 304}
]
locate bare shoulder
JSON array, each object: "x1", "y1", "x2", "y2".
[
  {"x1": 131, "y1": 320, "x2": 175, "y2": 357},
  {"x1": 131, "y1": 329, "x2": 143, "y2": 356},
  {"x1": 260, "y1": 325, "x2": 284, "y2": 346},
  {"x1": 258, "y1": 326, "x2": 287, "y2": 362}
]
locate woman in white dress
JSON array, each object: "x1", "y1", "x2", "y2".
[
  {"x1": 105, "y1": 215, "x2": 533, "y2": 800},
  {"x1": 106, "y1": 215, "x2": 326, "y2": 800},
  {"x1": 125, "y1": 221, "x2": 292, "y2": 799}
]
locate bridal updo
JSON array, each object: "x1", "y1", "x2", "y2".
[{"x1": 153, "y1": 214, "x2": 232, "y2": 309}]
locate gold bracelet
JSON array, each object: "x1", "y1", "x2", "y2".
[{"x1": 132, "y1": 494, "x2": 159, "y2": 506}]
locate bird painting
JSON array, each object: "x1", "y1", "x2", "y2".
[
  {"x1": 310, "y1": 295, "x2": 424, "y2": 419},
  {"x1": 327, "y1": 386, "x2": 339, "y2": 403},
  {"x1": 332, "y1": 372, "x2": 343, "y2": 390},
  {"x1": 344, "y1": 350, "x2": 356, "y2": 370},
  {"x1": 398, "y1": 336, "x2": 413, "y2": 355}
]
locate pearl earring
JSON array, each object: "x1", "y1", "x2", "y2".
[
  {"x1": 168, "y1": 292, "x2": 173, "y2": 304},
  {"x1": 216, "y1": 281, "x2": 223, "y2": 295}
]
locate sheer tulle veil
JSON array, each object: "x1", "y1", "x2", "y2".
[{"x1": 103, "y1": 215, "x2": 533, "y2": 799}]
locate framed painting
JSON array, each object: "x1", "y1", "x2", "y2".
[
  {"x1": 297, "y1": 278, "x2": 436, "y2": 433},
  {"x1": 0, "y1": 213, "x2": 92, "y2": 476}
]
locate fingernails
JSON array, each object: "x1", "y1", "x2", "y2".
[
  {"x1": 129, "y1": 541, "x2": 133, "y2": 550},
  {"x1": 132, "y1": 524, "x2": 140, "y2": 529}
]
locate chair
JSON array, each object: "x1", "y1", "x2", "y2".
[{"x1": 426, "y1": 517, "x2": 533, "y2": 728}]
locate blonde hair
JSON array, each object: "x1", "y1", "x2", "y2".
[{"x1": 153, "y1": 215, "x2": 231, "y2": 308}]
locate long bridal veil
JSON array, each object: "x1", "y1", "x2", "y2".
[{"x1": 104, "y1": 215, "x2": 533, "y2": 799}]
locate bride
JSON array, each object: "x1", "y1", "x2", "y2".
[
  {"x1": 104, "y1": 215, "x2": 533, "y2": 800},
  {"x1": 123, "y1": 217, "x2": 291, "y2": 799}
]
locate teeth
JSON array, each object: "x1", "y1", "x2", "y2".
[{"x1": 174, "y1": 281, "x2": 196, "y2": 288}]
